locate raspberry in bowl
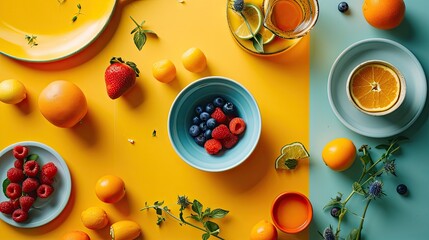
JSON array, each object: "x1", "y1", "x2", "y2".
[{"x1": 168, "y1": 76, "x2": 261, "y2": 172}]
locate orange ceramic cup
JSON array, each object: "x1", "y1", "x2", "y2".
[{"x1": 271, "y1": 191, "x2": 313, "y2": 234}]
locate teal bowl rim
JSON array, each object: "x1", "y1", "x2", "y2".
[{"x1": 167, "y1": 76, "x2": 262, "y2": 172}]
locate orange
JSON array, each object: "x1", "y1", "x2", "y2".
[
  {"x1": 249, "y1": 220, "x2": 278, "y2": 240},
  {"x1": 38, "y1": 80, "x2": 88, "y2": 128},
  {"x1": 181, "y1": 47, "x2": 207, "y2": 73},
  {"x1": 349, "y1": 63, "x2": 401, "y2": 112},
  {"x1": 95, "y1": 175, "x2": 126, "y2": 203},
  {"x1": 362, "y1": 0, "x2": 405, "y2": 30},
  {"x1": 152, "y1": 59, "x2": 176, "y2": 83},
  {"x1": 81, "y1": 206, "x2": 109, "y2": 230},
  {"x1": 62, "y1": 230, "x2": 90, "y2": 240},
  {"x1": 322, "y1": 138, "x2": 356, "y2": 171}
]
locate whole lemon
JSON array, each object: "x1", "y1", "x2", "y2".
[
  {"x1": 152, "y1": 59, "x2": 176, "y2": 83},
  {"x1": 181, "y1": 47, "x2": 207, "y2": 73},
  {"x1": 110, "y1": 220, "x2": 141, "y2": 240},
  {"x1": 362, "y1": 0, "x2": 406, "y2": 30},
  {"x1": 81, "y1": 206, "x2": 109, "y2": 230},
  {"x1": 322, "y1": 138, "x2": 356, "y2": 171},
  {"x1": 95, "y1": 175, "x2": 126, "y2": 204},
  {"x1": 250, "y1": 220, "x2": 278, "y2": 240},
  {"x1": 0, "y1": 79, "x2": 27, "y2": 104}
]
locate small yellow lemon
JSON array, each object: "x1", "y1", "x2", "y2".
[
  {"x1": 81, "y1": 206, "x2": 109, "y2": 230},
  {"x1": 152, "y1": 59, "x2": 176, "y2": 83},
  {"x1": 110, "y1": 220, "x2": 141, "y2": 240},
  {"x1": 181, "y1": 47, "x2": 207, "y2": 73},
  {"x1": 0, "y1": 79, "x2": 27, "y2": 104}
]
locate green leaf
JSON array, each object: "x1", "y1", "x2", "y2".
[
  {"x1": 26, "y1": 154, "x2": 38, "y2": 161},
  {"x1": 143, "y1": 29, "x2": 158, "y2": 36},
  {"x1": 2, "y1": 178, "x2": 10, "y2": 197},
  {"x1": 202, "y1": 232, "x2": 210, "y2": 240},
  {"x1": 192, "y1": 199, "x2": 203, "y2": 216},
  {"x1": 155, "y1": 207, "x2": 163, "y2": 215},
  {"x1": 345, "y1": 228, "x2": 360, "y2": 240},
  {"x1": 252, "y1": 33, "x2": 264, "y2": 53},
  {"x1": 205, "y1": 221, "x2": 220, "y2": 235},
  {"x1": 154, "y1": 200, "x2": 164, "y2": 206},
  {"x1": 208, "y1": 208, "x2": 229, "y2": 219},
  {"x1": 353, "y1": 182, "x2": 365, "y2": 195},
  {"x1": 188, "y1": 214, "x2": 200, "y2": 222},
  {"x1": 323, "y1": 193, "x2": 342, "y2": 210},
  {"x1": 202, "y1": 207, "x2": 211, "y2": 218},
  {"x1": 133, "y1": 31, "x2": 147, "y2": 51},
  {"x1": 285, "y1": 159, "x2": 298, "y2": 170}
]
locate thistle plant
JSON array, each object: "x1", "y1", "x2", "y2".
[
  {"x1": 321, "y1": 136, "x2": 408, "y2": 240},
  {"x1": 141, "y1": 195, "x2": 229, "y2": 240}
]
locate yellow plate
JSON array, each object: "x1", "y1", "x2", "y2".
[{"x1": 0, "y1": 0, "x2": 117, "y2": 62}]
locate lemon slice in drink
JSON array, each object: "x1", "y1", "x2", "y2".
[
  {"x1": 275, "y1": 142, "x2": 310, "y2": 170},
  {"x1": 234, "y1": 3, "x2": 263, "y2": 40},
  {"x1": 260, "y1": 27, "x2": 276, "y2": 44}
]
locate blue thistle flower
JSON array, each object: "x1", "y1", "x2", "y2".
[
  {"x1": 177, "y1": 195, "x2": 191, "y2": 210},
  {"x1": 384, "y1": 160, "x2": 397, "y2": 176},
  {"x1": 232, "y1": 0, "x2": 244, "y2": 12},
  {"x1": 368, "y1": 180, "x2": 385, "y2": 199},
  {"x1": 323, "y1": 225, "x2": 335, "y2": 240}
]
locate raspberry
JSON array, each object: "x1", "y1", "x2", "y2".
[
  {"x1": 221, "y1": 133, "x2": 238, "y2": 149},
  {"x1": 14, "y1": 159, "x2": 24, "y2": 169},
  {"x1": 229, "y1": 117, "x2": 246, "y2": 135},
  {"x1": 22, "y1": 178, "x2": 39, "y2": 193},
  {"x1": 13, "y1": 145, "x2": 29, "y2": 160},
  {"x1": 24, "y1": 160, "x2": 40, "y2": 177},
  {"x1": 6, "y1": 183, "x2": 22, "y2": 199},
  {"x1": 37, "y1": 184, "x2": 54, "y2": 199},
  {"x1": 19, "y1": 196, "x2": 35, "y2": 212},
  {"x1": 204, "y1": 139, "x2": 222, "y2": 155},
  {"x1": 12, "y1": 209, "x2": 28, "y2": 223},
  {"x1": 210, "y1": 107, "x2": 227, "y2": 124},
  {"x1": 212, "y1": 124, "x2": 230, "y2": 140},
  {"x1": 7, "y1": 167, "x2": 25, "y2": 183},
  {"x1": 40, "y1": 173, "x2": 54, "y2": 185},
  {"x1": 42, "y1": 162, "x2": 58, "y2": 179},
  {"x1": 0, "y1": 201, "x2": 14, "y2": 215}
]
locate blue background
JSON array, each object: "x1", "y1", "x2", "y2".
[{"x1": 310, "y1": 0, "x2": 429, "y2": 239}]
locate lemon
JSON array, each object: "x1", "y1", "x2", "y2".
[
  {"x1": 275, "y1": 142, "x2": 310, "y2": 170},
  {"x1": 259, "y1": 27, "x2": 276, "y2": 44},
  {"x1": 234, "y1": 3, "x2": 263, "y2": 40},
  {"x1": 152, "y1": 59, "x2": 176, "y2": 83},
  {"x1": 181, "y1": 47, "x2": 207, "y2": 73},
  {"x1": 0, "y1": 79, "x2": 27, "y2": 104},
  {"x1": 110, "y1": 220, "x2": 141, "y2": 240},
  {"x1": 81, "y1": 206, "x2": 109, "y2": 230}
]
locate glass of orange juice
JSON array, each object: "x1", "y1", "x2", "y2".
[{"x1": 263, "y1": 0, "x2": 319, "y2": 39}]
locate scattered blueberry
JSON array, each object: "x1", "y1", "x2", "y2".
[
  {"x1": 199, "y1": 112, "x2": 210, "y2": 121},
  {"x1": 195, "y1": 106, "x2": 203, "y2": 115},
  {"x1": 213, "y1": 97, "x2": 225, "y2": 107},
  {"x1": 194, "y1": 134, "x2": 206, "y2": 146},
  {"x1": 338, "y1": 2, "x2": 349, "y2": 13},
  {"x1": 223, "y1": 102, "x2": 235, "y2": 115},
  {"x1": 330, "y1": 206, "x2": 341, "y2": 218},
  {"x1": 204, "y1": 129, "x2": 212, "y2": 139},
  {"x1": 199, "y1": 122, "x2": 207, "y2": 131},
  {"x1": 206, "y1": 118, "x2": 217, "y2": 129},
  {"x1": 205, "y1": 103, "x2": 215, "y2": 114},
  {"x1": 192, "y1": 116, "x2": 201, "y2": 125},
  {"x1": 189, "y1": 125, "x2": 200, "y2": 137},
  {"x1": 396, "y1": 184, "x2": 408, "y2": 195}
]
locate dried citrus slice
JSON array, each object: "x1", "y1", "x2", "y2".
[
  {"x1": 349, "y1": 62, "x2": 402, "y2": 112},
  {"x1": 234, "y1": 3, "x2": 263, "y2": 40},
  {"x1": 275, "y1": 142, "x2": 310, "y2": 170}
]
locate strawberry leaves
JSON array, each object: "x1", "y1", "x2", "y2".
[
  {"x1": 109, "y1": 57, "x2": 140, "y2": 77},
  {"x1": 130, "y1": 16, "x2": 157, "y2": 51}
]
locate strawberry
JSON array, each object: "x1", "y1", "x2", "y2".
[
  {"x1": 12, "y1": 209, "x2": 28, "y2": 223},
  {"x1": 13, "y1": 145, "x2": 28, "y2": 160},
  {"x1": 0, "y1": 201, "x2": 14, "y2": 215},
  {"x1": 37, "y1": 184, "x2": 54, "y2": 198},
  {"x1": 19, "y1": 196, "x2": 35, "y2": 212},
  {"x1": 104, "y1": 57, "x2": 140, "y2": 99}
]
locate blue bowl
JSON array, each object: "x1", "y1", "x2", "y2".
[{"x1": 168, "y1": 76, "x2": 261, "y2": 172}]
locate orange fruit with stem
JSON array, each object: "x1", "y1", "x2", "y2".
[
  {"x1": 322, "y1": 138, "x2": 356, "y2": 172},
  {"x1": 362, "y1": 0, "x2": 405, "y2": 30}
]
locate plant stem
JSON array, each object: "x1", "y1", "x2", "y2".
[
  {"x1": 356, "y1": 199, "x2": 371, "y2": 240},
  {"x1": 238, "y1": 12, "x2": 263, "y2": 52}
]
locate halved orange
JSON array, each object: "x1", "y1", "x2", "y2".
[{"x1": 348, "y1": 61, "x2": 404, "y2": 113}]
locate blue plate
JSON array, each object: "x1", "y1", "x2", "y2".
[
  {"x1": 0, "y1": 141, "x2": 71, "y2": 228},
  {"x1": 168, "y1": 76, "x2": 262, "y2": 172},
  {"x1": 328, "y1": 38, "x2": 427, "y2": 138}
]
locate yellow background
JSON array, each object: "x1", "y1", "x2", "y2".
[{"x1": 0, "y1": 0, "x2": 310, "y2": 239}]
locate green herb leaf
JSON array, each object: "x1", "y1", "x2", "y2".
[
  {"x1": 152, "y1": 130, "x2": 157, "y2": 137},
  {"x1": 192, "y1": 199, "x2": 203, "y2": 216},
  {"x1": 252, "y1": 33, "x2": 264, "y2": 53},
  {"x1": 27, "y1": 154, "x2": 39, "y2": 161},
  {"x1": 205, "y1": 221, "x2": 220, "y2": 235},
  {"x1": 208, "y1": 208, "x2": 229, "y2": 219},
  {"x1": 2, "y1": 178, "x2": 10, "y2": 197},
  {"x1": 352, "y1": 182, "x2": 365, "y2": 195},
  {"x1": 284, "y1": 159, "x2": 298, "y2": 170},
  {"x1": 133, "y1": 31, "x2": 147, "y2": 51},
  {"x1": 323, "y1": 193, "x2": 342, "y2": 210},
  {"x1": 345, "y1": 228, "x2": 359, "y2": 240},
  {"x1": 202, "y1": 233, "x2": 210, "y2": 240}
]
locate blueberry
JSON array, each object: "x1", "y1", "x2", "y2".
[
  {"x1": 338, "y1": 2, "x2": 348, "y2": 13},
  {"x1": 194, "y1": 134, "x2": 206, "y2": 146},
  {"x1": 396, "y1": 184, "x2": 408, "y2": 195},
  {"x1": 195, "y1": 106, "x2": 203, "y2": 115},
  {"x1": 330, "y1": 206, "x2": 341, "y2": 218},
  {"x1": 213, "y1": 97, "x2": 225, "y2": 107},
  {"x1": 199, "y1": 112, "x2": 210, "y2": 121},
  {"x1": 199, "y1": 122, "x2": 207, "y2": 131},
  {"x1": 189, "y1": 125, "x2": 200, "y2": 137},
  {"x1": 205, "y1": 103, "x2": 215, "y2": 114},
  {"x1": 192, "y1": 116, "x2": 201, "y2": 125},
  {"x1": 206, "y1": 118, "x2": 217, "y2": 129},
  {"x1": 222, "y1": 102, "x2": 235, "y2": 115},
  {"x1": 204, "y1": 129, "x2": 212, "y2": 139}
]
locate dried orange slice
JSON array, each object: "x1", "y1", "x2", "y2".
[{"x1": 349, "y1": 62, "x2": 403, "y2": 113}]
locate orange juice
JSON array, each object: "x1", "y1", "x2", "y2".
[
  {"x1": 271, "y1": 192, "x2": 313, "y2": 233},
  {"x1": 271, "y1": 0, "x2": 303, "y2": 31}
]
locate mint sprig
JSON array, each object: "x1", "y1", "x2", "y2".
[{"x1": 130, "y1": 16, "x2": 157, "y2": 51}]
